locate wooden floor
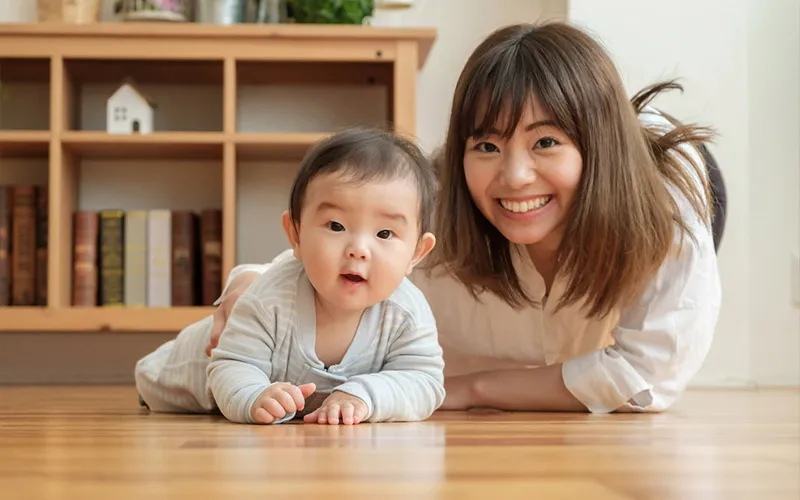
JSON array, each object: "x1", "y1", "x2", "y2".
[{"x1": 0, "y1": 386, "x2": 797, "y2": 500}]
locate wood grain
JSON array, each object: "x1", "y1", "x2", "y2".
[
  {"x1": 0, "y1": 23, "x2": 436, "y2": 67},
  {"x1": 0, "y1": 131, "x2": 49, "y2": 158},
  {"x1": 0, "y1": 306, "x2": 214, "y2": 332},
  {"x1": 0, "y1": 387, "x2": 796, "y2": 500}
]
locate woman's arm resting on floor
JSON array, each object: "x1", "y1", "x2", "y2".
[{"x1": 445, "y1": 363, "x2": 587, "y2": 412}]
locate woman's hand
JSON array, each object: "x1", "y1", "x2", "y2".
[
  {"x1": 204, "y1": 271, "x2": 262, "y2": 357},
  {"x1": 303, "y1": 391, "x2": 369, "y2": 425},
  {"x1": 439, "y1": 374, "x2": 477, "y2": 411}
]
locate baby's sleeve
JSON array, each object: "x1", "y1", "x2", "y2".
[
  {"x1": 207, "y1": 289, "x2": 279, "y2": 424},
  {"x1": 334, "y1": 320, "x2": 446, "y2": 422}
]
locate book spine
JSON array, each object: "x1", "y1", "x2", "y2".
[
  {"x1": 147, "y1": 209, "x2": 171, "y2": 307},
  {"x1": 171, "y1": 210, "x2": 198, "y2": 306},
  {"x1": 0, "y1": 186, "x2": 10, "y2": 306},
  {"x1": 73, "y1": 211, "x2": 99, "y2": 307},
  {"x1": 124, "y1": 210, "x2": 148, "y2": 307},
  {"x1": 11, "y1": 185, "x2": 37, "y2": 306},
  {"x1": 99, "y1": 210, "x2": 125, "y2": 306},
  {"x1": 200, "y1": 208, "x2": 222, "y2": 306},
  {"x1": 35, "y1": 185, "x2": 48, "y2": 306}
]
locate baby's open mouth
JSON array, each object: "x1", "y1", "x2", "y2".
[{"x1": 342, "y1": 274, "x2": 365, "y2": 283}]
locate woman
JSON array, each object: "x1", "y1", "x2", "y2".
[{"x1": 204, "y1": 21, "x2": 723, "y2": 414}]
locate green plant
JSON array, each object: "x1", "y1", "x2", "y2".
[{"x1": 289, "y1": 0, "x2": 374, "y2": 24}]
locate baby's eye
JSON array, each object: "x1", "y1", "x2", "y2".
[
  {"x1": 328, "y1": 221, "x2": 344, "y2": 232},
  {"x1": 377, "y1": 229, "x2": 393, "y2": 240},
  {"x1": 474, "y1": 141, "x2": 500, "y2": 153},
  {"x1": 536, "y1": 137, "x2": 559, "y2": 149}
]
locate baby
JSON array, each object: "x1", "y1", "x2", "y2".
[{"x1": 135, "y1": 127, "x2": 445, "y2": 425}]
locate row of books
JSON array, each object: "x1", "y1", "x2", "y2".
[
  {"x1": 0, "y1": 185, "x2": 48, "y2": 306},
  {"x1": 73, "y1": 208, "x2": 223, "y2": 307}
]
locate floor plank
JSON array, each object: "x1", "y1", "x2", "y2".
[{"x1": 0, "y1": 386, "x2": 797, "y2": 499}]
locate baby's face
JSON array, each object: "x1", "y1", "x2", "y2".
[{"x1": 286, "y1": 171, "x2": 433, "y2": 314}]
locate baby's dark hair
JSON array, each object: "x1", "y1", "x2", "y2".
[{"x1": 289, "y1": 126, "x2": 437, "y2": 234}]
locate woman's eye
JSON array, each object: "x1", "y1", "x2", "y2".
[
  {"x1": 377, "y1": 229, "x2": 393, "y2": 240},
  {"x1": 474, "y1": 141, "x2": 499, "y2": 153},
  {"x1": 536, "y1": 137, "x2": 559, "y2": 149},
  {"x1": 328, "y1": 221, "x2": 344, "y2": 232}
]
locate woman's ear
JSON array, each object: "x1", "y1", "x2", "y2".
[
  {"x1": 406, "y1": 232, "x2": 436, "y2": 274},
  {"x1": 281, "y1": 210, "x2": 301, "y2": 259}
]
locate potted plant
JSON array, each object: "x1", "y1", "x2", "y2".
[{"x1": 288, "y1": 0, "x2": 373, "y2": 24}]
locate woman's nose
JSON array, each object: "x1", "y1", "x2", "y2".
[{"x1": 501, "y1": 153, "x2": 537, "y2": 189}]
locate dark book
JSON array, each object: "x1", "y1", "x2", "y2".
[
  {"x1": 11, "y1": 185, "x2": 37, "y2": 306},
  {"x1": 171, "y1": 210, "x2": 199, "y2": 306},
  {"x1": 73, "y1": 211, "x2": 99, "y2": 307},
  {"x1": 0, "y1": 186, "x2": 10, "y2": 306},
  {"x1": 200, "y1": 208, "x2": 222, "y2": 306},
  {"x1": 36, "y1": 185, "x2": 48, "y2": 306},
  {"x1": 99, "y1": 210, "x2": 125, "y2": 306}
]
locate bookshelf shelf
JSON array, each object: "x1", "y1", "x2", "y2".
[
  {"x1": 0, "y1": 22, "x2": 435, "y2": 333},
  {"x1": 0, "y1": 306, "x2": 214, "y2": 332},
  {"x1": 0, "y1": 131, "x2": 50, "y2": 158},
  {"x1": 61, "y1": 131, "x2": 225, "y2": 159},
  {"x1": 235, "y1": 132, "x2": 326, "y2": 161}
]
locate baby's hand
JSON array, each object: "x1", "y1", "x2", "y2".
[
  {"x1": 303, "y1": 390, "x2": 368, "y2": 425},
  {"x1": 251, "y1": 382, "x2": 316, "y2": 424}
]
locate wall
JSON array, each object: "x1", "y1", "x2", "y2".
[
  {"x1": 745, "y1": 0, "x2": 800, "y2": 386},
  {"x1": 569, "y1": 0, "x2": 800, "y2": 387}
]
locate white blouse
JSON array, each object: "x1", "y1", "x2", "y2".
[{"x1": 222, "y1": 110, "x2": 722, "y2": 414}]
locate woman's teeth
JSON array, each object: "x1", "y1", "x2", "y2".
[{"x1": 500, "y1": 195, "x2": 552, "y2": 213}]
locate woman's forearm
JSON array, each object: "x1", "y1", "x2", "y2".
[{"x1": 470, "y1": 364, "x2": 588, "y2": 412}]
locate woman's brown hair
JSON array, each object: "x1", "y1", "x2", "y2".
[{"x1": 431, "y1": 22, "x2": 714, "y2": 319}]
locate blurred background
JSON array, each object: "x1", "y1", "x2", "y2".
[{"x1": 0, "y1": 0, "x2": 798, "y2": 390}]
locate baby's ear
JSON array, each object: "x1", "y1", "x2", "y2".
[
  {"x1": 407, "y1": 232, "x2": 436, "y2": 274},
  {"x1": 281, "y1": 211, "x2": 301, "y2": 259}
]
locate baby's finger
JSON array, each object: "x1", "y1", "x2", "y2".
[
  {"x1": 354, "y1": 403, "x2": 368, "y2": 424},
  {"x1": 253, "y1": 406, "x2": 275, "y2": 424},
  {"x1": 340, "y1": 403, "x2": 355, "y2": 425},
  {"x1": 326, "y1": 404, "x2": 341, "y2": 425},
  {"x1": 273, "y1": 389, "x2": 297, "y2": 414},
  {"x1": 317, "y1": 408, "x2": 328, "y2": 425},
  {"x1": 264, "y1": 398, "x2": 287, "y2": 419},
  {"x1": 303, "y1": 409, "x2": 319, "y2": 423},
  {"x1": 284, "y1": 385, "x2": 306, "y2": 411}
]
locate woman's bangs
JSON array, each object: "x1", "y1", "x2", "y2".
[{"x1": 458, "y1": 52, "x2": 548, "y2": 142}]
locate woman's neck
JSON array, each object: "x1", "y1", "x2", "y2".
[{"x1": 526, "y1": 234, "x2": 562, "y2": 294}]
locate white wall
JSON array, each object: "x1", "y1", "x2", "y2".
[
  {"x1": 569, "y1": 0, "x2": 800, "y2": 387},
  {"x1": 745, "y1": 0, "x2": 800, "y2": 386}
]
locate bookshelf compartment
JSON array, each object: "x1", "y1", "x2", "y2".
[
  {"x1": 0, "y1": 58, "x2": 51, "y2": 131},
  {"x1": 236, "y1": 61, "x2": 390, "y2": 134},
  {"x1": 62, "y1": 59, "x2": 224, "y2": 133},
  {"x1": 56, "y1": 152, "x2": 224, "y2": 310}
]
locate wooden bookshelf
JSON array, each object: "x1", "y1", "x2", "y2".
[
  {"x1": 0, "y1": 22, "x2": 436, "y2": 333},
  {"x1": 0, "y1": 131, "x2": 50, "y2": 157}
]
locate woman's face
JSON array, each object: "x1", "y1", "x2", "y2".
[{"x1": 463, "y1": 98, "x2": 583, "y2": 253}]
